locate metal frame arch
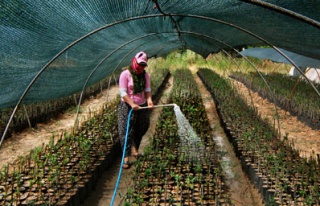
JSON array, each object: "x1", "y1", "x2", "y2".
[
  {"x1": 106, "y1": 37, "x2": 184, "y2": 103},
  {"x1": 108, "y1": 37, "x2": 183, "y2": 86},
  {"x1": 178, "y1": 30, "x2": 287, "y2": 136},
  {"x1": 2, "y1": 11, "x2": 319, "y2": 147},
  {"x1": 210, "y1": 48, "x2": 258, "y2": 110},
  {"x1": 80, "y1": 38, "x2": 181, "y2": 133},
  {"x1": 171, "y1": 14, "x2": 320, "y2": 98},
  {"x1": 108, "y1": 38, "x2": 182, "y2": 82},
  {"x1": 108, "y1": 28, "x2": 287, "y2": 115},
  {"x1": 73, "y1": 32, "x2": 182, "y2": 130},
  {"x1": 0, "y1": 14, "x2": 167, "y2": 146},
  {"x1": 220, "y1": 48, "x2": 261, "y2": 111},
  {"x1": 179, "y1": 30, "x2": 280, "y2": 92},
  {"x1": 73, "y1": 32, "x2": 157, "y2": 129}
]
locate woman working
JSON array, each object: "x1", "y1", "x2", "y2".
[{"x1": 117, "y1": 51, "x2": 154, "y2": 169}]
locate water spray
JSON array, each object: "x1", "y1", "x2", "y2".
[
  {"x1": 141, "y1": 103, "x2": 203, "y2": 160},
  {"x1": 111, "y1": 103, "x2": 203, "y2": 206}
]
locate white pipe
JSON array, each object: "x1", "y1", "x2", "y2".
[{"x1": 139, "y1": 103, "x2": 178, "y2": 110}]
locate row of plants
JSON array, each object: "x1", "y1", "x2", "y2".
[
  {"x1": 150, "y1": 67, "x2": 171, "y2": 103},
  {"x1": 198, "y1": 68, "x2": 320, "y2": 205},
  {"x1": 125, "y1": 69, "x2": 232, "y2": 205},
  {"x1": 0, "y1": 72, "x2": 120, "y2": 140},
  {"x1": 0, "y1": 99, "x2": 120, "y2": 205},
  {"x1": 0, "y1": 68, "x2": 170, "y2": 205},
  {"x1": 230, "y1": 71, "x2": 320, "y2": 129}
]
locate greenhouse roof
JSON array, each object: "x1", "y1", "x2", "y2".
[{"x1": 1, "y1": 0, "x2": 320, "y2": 109}]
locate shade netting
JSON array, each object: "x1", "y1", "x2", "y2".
[{"x1": 1, "y1": 0, "x2": 320, "y2": 109}]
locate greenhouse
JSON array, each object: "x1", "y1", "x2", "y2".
[{"x1": 0, "y1": 0, "x2": 320, "y2": 205}]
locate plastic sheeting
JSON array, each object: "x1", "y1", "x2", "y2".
[
  {"x1": 1, "y1": 0, "x2": 320, "y2": 109},
  {"x1": 240, "y1": 48, "x2": 320, "y2": 68}
]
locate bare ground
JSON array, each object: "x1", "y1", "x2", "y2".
[
  {"x1": 0, "y1": 88, "x2": 119, "y2": 166},
  {"x1": 194, "y1": 74, "x2": 264, "y2": 206}
]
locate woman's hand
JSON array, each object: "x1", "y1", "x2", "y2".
[
  {"x1": 145, "y1": 91, "x2": 154, "y2": 108},
  {"x1": 131, "y1": 103, "x2": 140, "y2": 110},
  {"x1": 147, "y1": 99, "x2": 154, "y2": 108},
  {"x1": 122, "y1": 95, "x2": 140, "y2": 110}
]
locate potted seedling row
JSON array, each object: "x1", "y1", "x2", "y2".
[
  {"x1": 198, "y1": 68, "x2": 320, "y2": 205},
  {"x1": 0, "y1": 68, "x2": 170, "y2": 205},
  {"x1": 0, "y1": 99, "x2": 120, "y2": 205},
  {"x1": 125, "y1": 69, "x2": 232, "y2": 205},
  {"x1": 0, "y1": 73, "x2": 121, "y2": 140},
  {"x1": 230, "y1": 71, "x2": 320, "y2": 130}
]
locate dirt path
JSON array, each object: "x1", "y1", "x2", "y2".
[
  {"x1": 80, "y1": 76, "x2": 174, "y2": 205},
  {"x1": 194, "y1": 74, "x2": 264, "y2": 206},
  {"x1": 0, "y1": 88, "x2": 119, "y2": 166}
]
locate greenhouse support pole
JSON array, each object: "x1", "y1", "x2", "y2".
[
  {"x1": 23, "y1": 105, "x2": 32, "y2": 128},
  {"x1": 105, "y1": 76, "x2": 113, "y2": 104}
]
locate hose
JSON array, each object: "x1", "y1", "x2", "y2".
[
  {"x1": 110, "y1": 108, "x2": 133, "y2": 206},
  {"x1": 110, "y1": 103, "x2": 177, "y2": 205}
]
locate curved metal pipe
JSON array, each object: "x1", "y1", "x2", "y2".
[
  {"x1": 179, "y1": 30, "x2": 283, "y2": 136},
  {"x1": 73, "y1": 33, "x2": 157, "y2": 129},
  {"x1": 73, "y1": 35, "x2": 182, "y2": 130},
  {"x1": 106, "y1": 38, "x2": 182, "y2": 106},
  {"x1": 240, "y1": 0, "x2": 320, "y2": 30},
  {"x1": 0, "y1": 14, "x2": 167, "y2": 147},
  {"x1": 223, "y1": 50, "x2": 260, "y2": 116},
  {"x1": 220, "y1": 49, "x2": 256, "y2": 108},
  {"x1": 171, "y1": 14, "x2": 320, "y2": 98}
]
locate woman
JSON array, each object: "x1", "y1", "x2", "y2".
[{"x1": 118, "y1": 51, "x2": 154, "y2": 169}]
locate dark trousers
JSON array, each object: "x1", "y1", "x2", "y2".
[{"x1": 118, "y1": 101, "x2": 150, "y2": 157}]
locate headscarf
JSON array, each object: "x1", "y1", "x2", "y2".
[{"x1": 129, "y1": 57, "x2": 146, "y2": 94}]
